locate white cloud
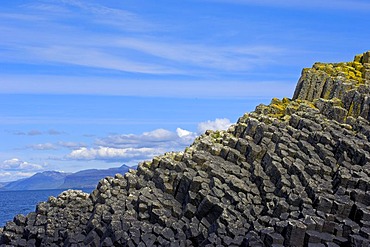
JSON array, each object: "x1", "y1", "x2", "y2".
[
  {"x1": 176, "y1": 128, "x2": 198, "y2": 143},
  {"x1": 1, "y1": 158, "x2": 44, "y2": 171},
  {"x1": 95, "y1": 128, "x2": 192, "y2": 148},
  {"x1": 176, "y1": 128, "x2": 193, "y2": 138},
  {"x1": 35, "y1": 119, "x2": 233, "y2": 165},
  {"x1": 0, "y1": 171, "x2": 35, "y2": 177},
  {"x1": 67, "y1": 147, "x2": 160, "y2": 162},
  {"x1": 142, "y1": 129, "x2": 176, "y2": 140},
  {"x1": 197, "y1": 118, "x2": 232, "y2": 133},
  {"x1": 67, "y1": 128, "x2": 198, "y2": 163},
  {"x1": 0, "y1": 171, "x2": 35, "y2": 182},
  {"x1": 0, "y1": 172, "x2": 11, "y2": 178},
  {"x1": 65, "y1": 119, "x2": 234, "y2": 164},
  {"x1": 65, "y1": 120, "x2": 237, "y2": 164}
]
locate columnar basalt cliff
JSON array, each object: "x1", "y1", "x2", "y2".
[{"x1": 2, "y1": 52, "x2": 370, "y2": 246}]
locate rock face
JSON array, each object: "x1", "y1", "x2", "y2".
[{"x1": 2, "y1": 52, "x2": 370, "y2": 246}]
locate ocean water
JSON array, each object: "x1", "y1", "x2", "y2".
[{"x1": 0, "y1": 189, "x2": 93, "y2": 227}]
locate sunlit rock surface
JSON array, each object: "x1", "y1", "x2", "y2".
[{"x1": 2, "y1": 52, "x2": 370, "y2": 246}]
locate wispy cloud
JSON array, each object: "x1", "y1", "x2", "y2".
[
  {"x1": 0, "y1": 116, "x2": 196, "y2": 126},
  {"x1": 26, "y1": 45, "x2": 183, "y2": 75},
  {"x1": 9, "y1": 129, "x2": 65, "y2": 136},
  {"x1": 58, "y1": 0, "x2": 151, "y2": 30},
  {"x1": 27, "y1": 143, "x2": 57, "y2": 151},
  {"x1": 0, "y1": 1, "x2": 174, "y2": 75},
  {"x1": 114, "y1": 38, "x2": 284, "y2": 71},
  {"x1": 0, "y1": 75, "x2": 294, "y2": 98},
  {"x1": 25, "y1": 141, "x2": 86, "y2": 151},
  {"x1": 0, "y1": 0, "x2": 289, "y2": 77},
  {"x1": 21, "y1": 2, "x2": 70, "y2": 14},
  {"x1": 18, "y1": 130, "x2": 42, "y2": 136},
  {"x1": 209, "y1": 0, "x2": 370, "y2": 11},
  {"x1": 1, "y1": 33, "x2": 284, "y2": 76},
  {"x1": 48, "y1": 129, "x2": 65, "y2": 135},
  {"x1": 0, "y1": 13, "x2": 46, "y2": 22}
]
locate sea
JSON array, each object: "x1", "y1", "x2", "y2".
[{"x1": 0, "y1": 188, "x2": 93, "y2": 227}]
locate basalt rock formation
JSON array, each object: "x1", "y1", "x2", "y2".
[{"x1": 2, "y1": 52, "x2": 370, "y2": 246}]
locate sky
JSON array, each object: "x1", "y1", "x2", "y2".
[{"x1": 0, "y1": 0, "x2": 369, "y2": 182}]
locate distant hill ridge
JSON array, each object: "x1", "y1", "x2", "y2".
[
  {"x1": 60, "y1": 165, "x2": 133, "y2": 189},
  {"x1": 1, "y1": 165, "x2": 131, "y2": 191},
  {"x1": 2, "y1": 51, "x2": 370, "y2": 246}
]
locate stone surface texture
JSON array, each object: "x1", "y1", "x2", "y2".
[{"x1": 2, "y1": 52, "x2": 370, "y2": 246}]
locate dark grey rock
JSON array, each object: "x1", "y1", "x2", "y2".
[{"x1": 2, "y1": 51, "x2": 370, "y2": 247}]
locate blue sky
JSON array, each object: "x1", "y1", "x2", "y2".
[{"x1": 0, "y1": 0, "x2": 369, "y2": 182}]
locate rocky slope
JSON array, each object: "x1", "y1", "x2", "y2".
[{"x1": 1, "y1": 52, "x2": 370, "y2": 246}]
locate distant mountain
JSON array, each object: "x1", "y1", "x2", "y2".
[
  {"x1": 3, "y1": 171, "x2": 67, "y2": 191},
  {"x1": 1, "y1": 165, "x2": 133, "y2": 191},
  {"x1": 0, "y1": 181, "x2": 10, "y2": 189},
  {"x1": 59, "y1": 165, "x2": 132, "y2": 189}
]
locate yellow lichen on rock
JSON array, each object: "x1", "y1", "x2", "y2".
[
  {"x1": 311, "y1": 59, "x2": 364, "y2": 85},
  {"x1": 255, "y1": 97, "x2": 318, "y2": 122}
]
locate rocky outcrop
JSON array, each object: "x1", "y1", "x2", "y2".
[{"x1": 2, "y1": 52, "x2": 370, "y2": 246}]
